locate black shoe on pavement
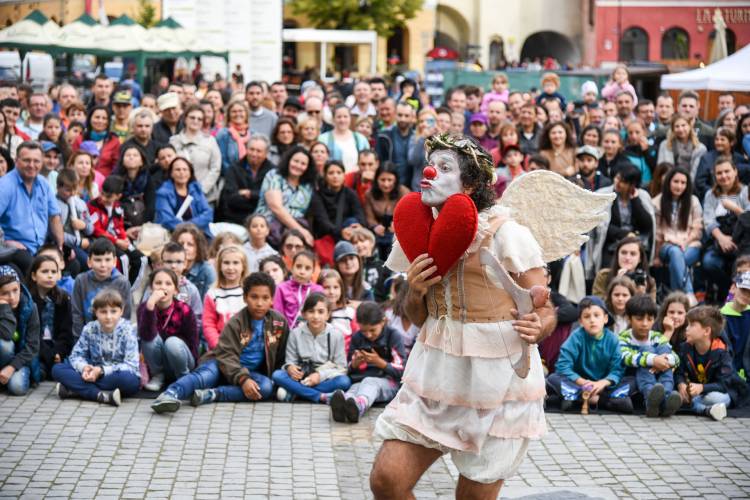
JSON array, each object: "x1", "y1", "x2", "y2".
[
  {"x1": 606, "y1": 396, "x2": 633, "y2": 414},
  {"x1": 330, "y1": 390, "x2": 347, "y2": 423},
  {"x1": 645, "y1": 384, "x2": 665, "y2": 418}
]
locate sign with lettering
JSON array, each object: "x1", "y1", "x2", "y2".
[{"x1": 696, "y1": 8, "x2": 750, "y2": 24}]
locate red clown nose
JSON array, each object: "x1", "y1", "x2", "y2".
[{"x1": 423, "y1": 165, "x2": 437, "y2": 180}]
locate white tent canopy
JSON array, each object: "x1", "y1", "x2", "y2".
[{"x1": 660, "y1": 43, "x2": 750, "y2": 92}]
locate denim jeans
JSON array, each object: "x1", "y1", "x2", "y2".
[
  {"x1": 272, "y1": 369, "x2": 351, "y2": 402},
  {"x1": 546, "y1": 372, "x2": 631, "y2": 402},
  {"x1": 659, "y1": 244, "x2": 700, "y2": 293},
  {"x1": 702, "y1": 248, "x2": 732, "y2": 300},
  {"x1": 691, "y1": 391, "x2": 731, "y2": 414},
  {"x1": 347, "y1": 377, "x2": 399, "y2": 412},
  {"x1": 0, "y1": 339, "x2": 31, "y2": 396},
  {"x1": 635, "y1": 343, "x2": 675, "y2": 398},
  {"x1": 51, "y1": 360, "x2": 140, "y2": 401},
  {"x1": 165, "y1": 359, "x2": 273, "y2": 402},
  {"x1": 142, "y1": 336, "x2": 195, "y2": 380}
]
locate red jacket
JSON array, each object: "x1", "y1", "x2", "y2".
[
  {"x1": 88, "y1": 197, "x2": 127, "y2": 243},
  {"x1": 344, "y1": 171, "x2": 373, "y2": 207},
  {"x1": 73, "y1": 134, "x2": 121, "y2": 177}
]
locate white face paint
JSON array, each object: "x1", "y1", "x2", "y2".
[{"x1": 420, "y1": 150, "x2": 464, "y2": 208}]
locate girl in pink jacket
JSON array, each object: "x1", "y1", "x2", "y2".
[{"x1": 274, "y1": 251, "x2": 324, "y2": 329}]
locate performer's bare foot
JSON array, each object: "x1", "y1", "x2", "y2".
[
  {"x1": 370, "y1": 439, "x2": 442, "y2": 499},
  {"x1": 456, "y1": 476, "x2": 504, "y2": 499}
]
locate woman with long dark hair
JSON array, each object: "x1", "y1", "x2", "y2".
[
  {"x1": 255, "y1": 145, "x2": 317, "y2": 247},
  {"x1": 363, "y1": 161, "x2": 410, "y2": 259},
  {"x1": 538, "y1": 121, "x2": 576, "y2": 177},
  {"x1": 652, "y1": 166, "x2": 702, "y2": 300}
]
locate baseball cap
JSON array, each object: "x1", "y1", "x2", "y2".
[
  {"x1": 334, "y1": 241, "x2": 358, "y2": 262},
  {"x1": 576, "y1": 145, "x2": 601, "y2": 161},
  {"x1": 113, "y1": 90, "x2": 132, "y2": 105},
  {"x1": 157, "y1": 92, "x2": 179, "y2": 111},
  {"x1": 469, "y1": 113, "x2": 488, "y2": 125},
  {"x1": 578, "y1": 295, "x2": 610, "y2": 320},
  {"x1": 735, "y1": 271, "x2": 750, "y2": 290},
  {"x1": 41, "y1": 141, "x2": 60, "y2": 153},
  {"x1": 78, "y1": 140, "x2": 100, "y2": 157}
]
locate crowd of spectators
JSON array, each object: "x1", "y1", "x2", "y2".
[{"x1": 0, "y1": 64, "x2": 749, "y2": 423}]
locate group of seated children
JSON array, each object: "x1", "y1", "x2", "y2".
[{"x1": 547, "y1": 282, "x2": 748, "y2": 421}]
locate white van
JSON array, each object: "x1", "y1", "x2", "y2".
[
  {"x1": 0, "y1": 51, "x2": 21, "y2": 82},
  {"x1": 22, "y1": 52, "x2": 54, "y2": 92}
]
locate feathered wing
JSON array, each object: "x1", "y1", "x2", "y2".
[{"x1": 498, "y1": 170, "x2": 616, "y2": 263}]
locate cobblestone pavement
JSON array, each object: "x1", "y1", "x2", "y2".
[{"x1": 1, "y1": 383, "x2": 749, "y2": 499}]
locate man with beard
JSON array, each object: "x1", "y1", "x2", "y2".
[{"x1": 574, "y1": 145, "x2": 611, "y2": 191}]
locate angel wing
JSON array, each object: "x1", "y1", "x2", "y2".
[{"x1": 498, "y1": 170, "x2": 616, "y2": 263}]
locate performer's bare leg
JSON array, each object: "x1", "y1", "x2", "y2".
[
  {"x1": 370, "y1": 439, "x2": 442, "y2": 499},
  {"x1": 455, "y1": 476, "x2": 504, "y2": 500}
]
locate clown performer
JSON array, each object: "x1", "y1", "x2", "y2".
[{"x1": 369, "y1": 134, "x2": 614, "y2": 499}]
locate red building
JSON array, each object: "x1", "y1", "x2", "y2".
[{"x1": 594, "y1": 0, "x2": 750, "y2": 66}]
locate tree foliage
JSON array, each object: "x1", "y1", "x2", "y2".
[
  {"x1": 290, "y1": 0, "x2": 422, "y2": 38},
  {"x1": 136, "y1": 0, "x2": 158, "y2": 28}
]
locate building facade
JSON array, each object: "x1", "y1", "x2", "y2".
[{"x1": 594, "y1": 0, "x2": 750, "y2": 66}]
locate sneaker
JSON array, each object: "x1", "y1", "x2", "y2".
[
  {"x1": 97, "y1": 389, "x2": 121, "y2": 407},
  {"x1": 606, "y1": 396, "x2": 634, "y2": 414},
  {"x1": 151, "y1": 392, "x2": 181, "y2": 414},
  {"x1": 56, "y1": 383, "x2": 75, "y2": 400},
  {"x1": 344, "y1": 397, "x2": 360, "y2": 423},
  {"x1": 661, "y1": 391, "x2": 682, "y2": 417},
  {"x1": 560, "y1": 399, "x2": 574, "y2": 412},
  {"x1": 276, "y1": 387, "x2": 294, "y2": 402},
  {"x1": 645, "y1": 384, "x2": 665, "y2": 418},
  {"x1": 191, "y1": 389, "x2": 216, "y2": 407},
  {"x1": 330, "y1": 390, "x2": 347, "y2": 423},
  {"x1": 707, "y1": 403, "x2": 727, "y2": 421},
  {"x1": 144, "y1": 373, "x2": 164, "y2": 392}
]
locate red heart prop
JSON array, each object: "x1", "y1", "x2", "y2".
[
  {"x1": 393, "y1": 192, "x2": 432, "y2": 263},
  {"x1": 393, "y1": 192, "x2": 478, "y2": 277}
]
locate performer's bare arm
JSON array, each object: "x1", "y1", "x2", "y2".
[
  {"x1": 512, "y1": 267, "x2": 557, "y2": 344},
  {"x1": 404, "y1": 254, "x2": 442, "y2": 328}
]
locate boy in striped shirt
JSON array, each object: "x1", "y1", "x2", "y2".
[{"x1": 619, "y1": 294, "x2": 682, "y2": 418}]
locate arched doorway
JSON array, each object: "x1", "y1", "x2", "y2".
[
  {"x1": 488, "y1": 37, "x2": 506, "y2": 70},
  {"x1": 661, "y1": 27, "x2": 690, "y2": 60},
  {"x1": 434, "y1": 4, "x2": 469, "y2": 58},
  {"x1": 520, "y1": 31, "x2": 580, "y2": 66},
  {"x1": 620, "y1": 27, "x2": 649, "y2": 62},
  {"x1": 709, "y1": 28, "x2": 737, "y2": 56},
  {"x1": 387, "y1": 25, "x2": 409, "y2": 68},
  {"x1": 282, "y1": 19, "x2": 298, "y2": 72}
]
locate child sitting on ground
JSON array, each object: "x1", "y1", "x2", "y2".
[
  {"x1": 148, "y1": 242, "x2": 203, "y2": 331},
  {"x1": 605, "y1": 276, "x2": 636, "y2": 335},
  {"x1": 259, "y1": 255, "x2": 287, "y2": 285},
  {"x1": 271, "y1": 292, "x2": 350, "y2": 403},
  {"x1": 71, "y1": 238, "x2": 132, "y2": 339},
  {"x1": 655, "y1": 292, "x2": 691, "y2": 350},
  {"x1": 203, "y1": 244, "x2": 249, "y2": 351},
  {"x1": 138, "y1": 269, "x2": 199, "y2": 392},
  {"x1": 274, "y1": 250, "x2": 324, "y2": 329},
  {"x1": 27, "y1": 256, "x2": 73, "y2": 380},
  {"x1": 0, "y1": 266, "x2": 40, "y2": 396},
  {"x1": 87, "y1": 176, "x2": 145, "y2": 285},
  {"x1": 720, "y1": 271, "x2": 750, "y2": 379},
  {"x1": 319, "y1": 269, "x2": 358, "y2": 353},
  {"x1": 243, "y1": 214, "x2": 277, "y2": 272},
  {"x1": 52, "y1": 290, "x2": 140, "y2": 406},
  {"x1": 547, "y1": 296, "x2": 633, "y2": 413},
  {"x1": 37, "y1": 245, "x2": 75, "y2": 295},
  {"x1": 676, "y1": 306, "x2": 738, "y2": 421},
  {"x1": 619, "y1": 294, "x2": 682, "y2": 418},
  {"x1": 331, "y1": 302, "x2": 406, "y2": 423},
  {"x1": 350, "y1": 227, "x2": 390, "y2": 302},
  {"x1": 151, "y1": 272, "x2": 290, "y2": 413},
  {"x1": 56, "y1": 168, "x2": 93, "y2": 254}
]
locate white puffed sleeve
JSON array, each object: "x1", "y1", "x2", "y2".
[
  {"x1": 491, "y1": 221, "x2": 545, "y2": 274},
  {"x1": 384, "y1": 238, "x2": 411, "y2": 273}
]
